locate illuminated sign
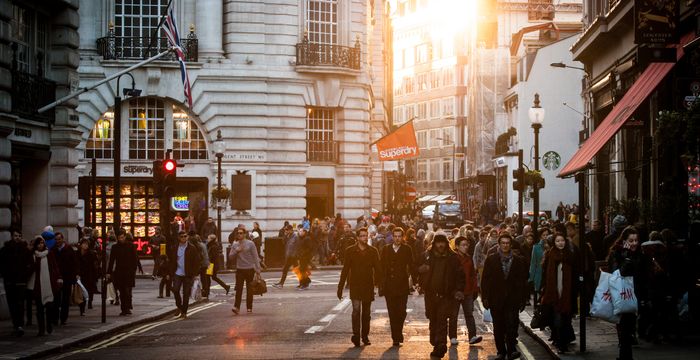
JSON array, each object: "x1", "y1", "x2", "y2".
[{"x1": 171, "y1": 195, "x2": 189, "y2": 211}]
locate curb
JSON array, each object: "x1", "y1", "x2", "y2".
[
  {"x1": 14, "y1": 299, "x2": 203, "y2": 360},
  {"x1": 519, "y1": 320, "x2": 561, "y2": 360}
]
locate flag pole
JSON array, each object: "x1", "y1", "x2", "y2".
[{"x1": 37, "y1": 47, "x2": 174, "y2": 114}]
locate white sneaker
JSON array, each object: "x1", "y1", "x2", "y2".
[
  {"x1": 450, "y1": 337, "x2": 458, "y2": 345},
  {"x1": 468, "y1": 335, "x2": 483, "y2": 344}
]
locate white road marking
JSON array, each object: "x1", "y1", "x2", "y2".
[
  {"x1": 332, "y1": 298, "x2": 351, "y2": 311},
  {"x1": 319, "y1": 314, "x2": 337, "y2": 322},
  {"x1": 408, "y1": 336, "x2": 430, "y2": 342},
  {"x1": 373, "y1": 308, "x2": 413, "y2": 313},
  {"x1": 304, "y1": 325, "x2": 323, "y2": 334},
  {"x1": 304, "y1": 298, "x2": 351, "y2": 334}
]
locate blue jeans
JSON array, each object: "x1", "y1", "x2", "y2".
[
  {"x1": 352, "y1": 299, "x2": 372, "y2": 339},
  {"x1": 172, "y1": 275, "x2": 194, "y2": 315},
  {"x1": 451, "y1": 294, "x2": 477, "y2": 339}
]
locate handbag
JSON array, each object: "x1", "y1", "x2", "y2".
[
  {"x1": 609, "y1": 269, "x2": 638, "y2": 315},
  {"x1": 71, "y1": 284, "x2": 84, "y2": 305},
  {"x1": 206, "y1": 263, "x2": 214, "y2": 276},
  {"x1": 106, "y1": 282, "x2": 116, "y2": 302},
  {"x1": 251, "y1": 273, "x2": 267, "y2": 296},
  {"x1": 591, "y1": 271, "x2": 620, "y2": 323},
  {"x1": 529, "y1": 304, "x2": 552, "y2": 330},
  {"x1": 483, "y1": 308, "x2": 493, "y2": 322},
  {"x1": 190, "y1": 276, "x2": 203, "y2": 301}
]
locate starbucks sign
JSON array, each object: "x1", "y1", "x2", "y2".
[{"x1": 543, "y1": 151, "x2": 561, "y2": 171}]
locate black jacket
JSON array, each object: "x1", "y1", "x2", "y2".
[
  {"x1": 419, "y1": 248, "x2": 465, "y2": 298},
  {"x1": 481, "y1": 251, "x2": 528, "y2": 311},
  {"x1": 78, "y1": 250, "x2": 99, "y2": 292},
  {"x1": 108, "y1": 242, "x2": 139, "y2": 288},
  {"x1": 168, "y1": 242, "x2": 202, "y2": 278},
  {"x1": 51, "y1": 243, "x2": 80, "y2": 285},
  {"x1": 0, "y1": 240, "x2": 33, "y2": 285},
  {"x1": 380, "y1": 244, "x2": 416, "y2": 297},
  {"x1": 338, "y1": 244, "x2": 382, "y2": 301}
]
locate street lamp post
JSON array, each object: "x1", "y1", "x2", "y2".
[
  {"x1": 528, "y1": 94, "x2": 545, "y2": 243},
  {"x1": 213, "y1": 130, "x2": 226, "y2": 248}
]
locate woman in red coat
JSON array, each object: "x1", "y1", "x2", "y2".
[
  {"x1": 451, "y1": 236, "x2": 483, "y2": 345},
  {"x1": 540, "y1": 233, "x2": 578, "y2": 354}
]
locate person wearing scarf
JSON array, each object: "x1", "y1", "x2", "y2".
[
  {"x1": 541, "y1": 233, "x2": 578, "y2": 354},
  {"x1": 26, "y1": 236, "x2": 62, "y2": 336}
]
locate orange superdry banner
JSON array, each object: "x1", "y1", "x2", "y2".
[{"x1": 373, "y1": 121, "x2": 420, "y2": 161}]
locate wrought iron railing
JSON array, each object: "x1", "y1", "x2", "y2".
[
  {"x1": 296, "y1": 39, "x2": 360, "y2": 70},
  {"x1": 306, "y1": 140, "x2": 340, "y2": 163},
  {"x1": 97, "y1": 28, "x2": 198, "y2": 62},
  {"x1": 11, "y1": 70, "x2": 56, "y2": 123}
]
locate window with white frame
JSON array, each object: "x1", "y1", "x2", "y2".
[
  {"x1": 114, "y1": 0, "x2": 169, "y2": 58},
  {"x1": 172, "y1": 105, "x2": 208, "y2": 160},
  {"x1": 417, "y1": 130, "x2": 427, "y2": 149},
  {"x1": 442, "y1": 67, "x2": 455, "y2": 86},
  {"x1": 430, "y1": 70, "x2": 441, "y2": 89},
  {"x1": 443, "y1": 158, "x2": 452, "y2": 180},
  {"x1": 306, "y1": 0, "x2": 338, "y2": 45},
  {"x1": 128, "y1": 97, "x2": 165, "y2": 160},
  {"x1": 11, "y1": 4, "x2": 49, "y2": 75},
  {"x1": 416, "y1": 73, "x2": 428, "y2": 92},
  {"x1": 441, "y1": 97, "x2": 454, "y2": 116},
  {"x1": 429, "y1": 159, "x2": 440, "y2": 181},
  {"x1": 417, "y1": 160, "x2": 427, "y2": 181},
  {"x1": 416, "y1": 102, "x2": 427, "y2": 121},
  {"x1": 428, "y1": 128, "x2": 440, "y2": 148},
  {"x1": 306, "y1": 107, "x2": 337, "y2": 162},
  {"x1": 393, "y1": 105, "x2": 405, "y2": 125},
  {"x1": 429, "y1": 99, "x2": 440, "y2": 119},
  {"x1": 406, "y1": 104, "x2": 415, "y2": 121},
  {"x1": 441, "y1": 127, "x2": 454, "y2": 146},
  {"x1": 86, "y1": 111, "x2": 115, "y2": 159},
  {"x1": 404, "y1": 76, "x2": 414, "y2": 94}
]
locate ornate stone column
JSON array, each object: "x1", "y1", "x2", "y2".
[{"x1": 196, "y1": 0, "x2": 224, "y2": 59}]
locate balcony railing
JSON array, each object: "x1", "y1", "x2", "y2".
[
  {"x1": 296, "y1": 39, "x2": 360, "y2": 70},
  {"x1": 11, "y1": 70, "x2": 56, "y2": 124},
  {"x1": 307, "y1": 140, "x2": 340, "y2": 163},
  {"x1": 97, "y1": 28, "x2": 198, "y2": 62}
]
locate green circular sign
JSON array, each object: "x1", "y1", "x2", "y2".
[{"x1": 543, "y1": 151, "x2": 561, "y2": 171}]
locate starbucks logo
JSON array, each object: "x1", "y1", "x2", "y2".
[{"x1": 543, "y1": 151, "x2": 561, "y2": 171}]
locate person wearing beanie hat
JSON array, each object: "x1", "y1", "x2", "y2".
[
  {"x1": 604, "y1": 215, "x2": 628, "y2": 254},
  {"x1": 41, "y1": 231, "x2": 56, "y2": 251},
  {"x1": 418, "y1": 231, "x2": 465, "y2": 359}
]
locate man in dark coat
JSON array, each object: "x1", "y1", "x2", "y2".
[
  {"x1": 418, "y1": 232, "x2": 465, "y2": 359},
  {"x1": 107, "y1": 229, "x2": 139, "y2": 316},
  {"x1": 379, "y1": 227, "x2": 416, "y2": 346},
  {"x1": 0, "y1": 231, "x2": 33, "y2": 336},
  {"x1": 50, "y1": 231, "x2": 79, "y2": 326},
  {"x1": 585, "y1": 219, "x2": 606, "y2": 261},
  {"x1": 168, "y1": 230, "x2": 202, "y2": 318},
  {"x1": 337, "y1": 227, "x2": 382, "y2": 347},
  {"x1": 481, "y1": 233, "x2": 529, "y2": 360}
]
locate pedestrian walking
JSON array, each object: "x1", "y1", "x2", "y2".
[
  {"x1": 607, "y1": 226, "x2": 649, "y2": 360},
  {"x1": 379, "y1": 227, "x2": 416, "y2": 346},
  {"x1": 149, "y1": 226, "x2": 166, "y2": 278},
  {"x1": 206, "y1": 234, "x2": 230, "y2": 295},
  {"x1": 169, "y1": 230, "x2": 202, "y2": 319},
  {"x1": 107, "y1": 229, "x2": 140, "y2": 316},
  {"x1": 337, "y1": 227, "x2": 382, "y2": 347},
  {"x1": 452, "y1": 236, "x2": 483, "y2": 346},
  {"x1": 229, "y1": 228, "x2": 262, "y2": 314},
  {"x1": 481, "y1": 233, "x2": 528, "y2": 360},
  {"x1": 273, "y1": 225, "x2": 297, "y2": 288},
  {"x1": 540, "y1": 233, "x2": 578, "y2": 354},
  {"x1": 296, "y1": 227, "x2": 314, "y2": 289},
  {"x1": 49, "y1": 231, "x2": 79, "y2": 326},
  {"x1": 156, "y1": 254, "x2": 171, "y2": 298},
  {"x1": 27, "y1": 236, "x2": 61, "y2": 336},
  {"x1": 0, "y1": 231, "x2": 34, "y2": 336},
  {"x1": 191, "y1": 233, "x2": 209, "y2": 300},
  {"x1": 77, "y1": 238, "x2": 99, "y2": 315},
  {"x1": 418, "y1": 232, "x2": 465, "y2": 359}
]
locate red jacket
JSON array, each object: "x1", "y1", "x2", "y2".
[{"x1": 456, "y1": 252, "x2": 478, "y2": 296}]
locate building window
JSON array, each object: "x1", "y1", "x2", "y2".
[
  {"x1": 306, "y1": 107, "x2": 338, "y2": 162},
  {"x1": 11, "y1": 4, "x2": 49, "y2": 75},
  {"x1": 416, "y1": 73, "x2": 428, "y2": 92},
  {"x1": 416, "y1": 102, "x2": 427, "y2": 121},
  {"x1": 406, "y1": 104, "x2": 415, "y2": 122},
  {"x1": 114, "y1": 0, "x2": 169, "y2": 58},
  {"x1": 417, "y1": 130, "x2": 427, "y2": 149},
  {"x1": 442, "y1": 97, "x2": 454, "y2": 116},
  {"x1": 86, "y1": 111, "x2": 115, "y2": 159},
  {"x1": 428, "y1": 128, "x2": 440, "y2": 148},
  {"x1": 429, "y1": 159, "x2": 440, "y2": 181},
  {"x1": 172, "y1": 106, "x2": 208, "y2": 160},
  {"x1": 429, "y1": 99, "x2": 440, "y2": 119},
  {"x1": 443, "y1": 158, "x2": 452, "y2": 180},
  {"x1": 417, "y1": 160, "x2": 427, "y2": 181},
  {"x1": 441, "y1": 127, "x2": 454, "y2": 146},
  {"x1": 430, "y1": 70, "x2": 441, "y2": 89},
  {"x1": 306, "y1": 0, "x2": 338, "y2": 45},
  {"x1": 129, "y1": 97, "x2": 165, "y2": 160},
  {"x1": 442, "y1": 68, "x2": 455, "y2": 87}
]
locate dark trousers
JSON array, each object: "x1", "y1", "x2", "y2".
[
  {"x1": 210, "y1": 268, "x2": 228, "y2": 290},
  {"x1": 159, "y1": 277, "x2": 172, "y2": 296},
  {"x1": 385, "y1": 295, "x2": 408, "y2": 342},
  {"x1": 201, "y1": 269, "x2": 211, "y2": 297},
  {"x1": 4, "y1": 283, "x2": 26, "y2": 329},
  {"x1": 34, "y1": 297, "x2": 52, "y2": 335},
  {"x1": 552, "y1": 312, "x2": 574, "y2": 350},
  {"x1": 52, "y1": 282, "x2": 72, "y2": 324},
  {"x1": 234, "y1": 268, "x2": 255, "y2": 310},
  {"x1": 278, "y1": 257, "x2": 297, "y2": 285},
  {"x1": 25, "y1": 289, "x2": 33, "y2": 325},
  {"x1": 298, "y1": 256, "x2": 311, "y2": 287},
  {"x1": 617, "y1": 313, "x2": 636, "y2": 360},
  {"x1": 351, "y1": 299, "x2": 372, "y2": 339},
  {"x1": 427, "y1": 295, "x2": 452, "y2": 355},
  {"x1": 115, "y1": 284, "x2": 133, "y2": 314},
  {"x1": 172, "y1": 275, "x2": 194, "y2": 315},
  {"x1": 451, "y1": 294, "x2": 477, "y2": 339},
  {"x1": 491, "y1": 305, "x2": 520, "y2": 355}
]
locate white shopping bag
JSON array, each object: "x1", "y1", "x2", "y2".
[
  {"x1": 609, "y1": 269, "x2": 638, "y2": 315},
  {"x1": 76, "y1": 279, "x2": 89, "y2": 301},
  {"x1": 190, "y1": 276, "x2": 203, "y2": 302},
  {"x1": 106, "y1": 282, "x2": 116, "y2": 302},
  {"x1": 483, "y1": 308, "x2": 493, "y2": 323},
  {"x1": 590, "y1": 271, "x2": 620, "y2": 323}
]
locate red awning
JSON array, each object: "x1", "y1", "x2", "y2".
[{"x1": 558, "y1": 34, "x2": 694, "y2": 178}]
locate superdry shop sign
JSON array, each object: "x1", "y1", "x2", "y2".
[
  {"x1": 373, "y1": 121, "x2": 420, "y2": 161},
  {"x1": 634, "y1": 0, "x2": 679, "y2": 45}
]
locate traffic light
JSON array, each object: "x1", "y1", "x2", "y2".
[
  {"x1": 512, "y1": 167, "x2": 524, "y2": 192},
  {"x1": 162, "y1": 159, "x2": 177, "y2": 199},
  {"x1": 152, "y1": 160, "x2": 163, "y2": 197}
]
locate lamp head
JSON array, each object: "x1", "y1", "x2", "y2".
[
  {"x1": 213, "y1": 129, "x2": 226, "y2": 156},
  {"x1": 123, "y1": 88, "x2": 142, "y2": 97},
  {"x1": 529, "y1": 93, "x2": 545, "y2": 126}
]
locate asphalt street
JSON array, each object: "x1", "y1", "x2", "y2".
[{"x1": 41, "y1": 269, "x2": 554, "y2": 360}]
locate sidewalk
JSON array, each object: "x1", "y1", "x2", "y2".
[
  {"x1": 0, "y1": 273, "x2": 202, "y2": 360},
  {"x1": 519, "y1": 306, "x2": 700, "y2": 360}
]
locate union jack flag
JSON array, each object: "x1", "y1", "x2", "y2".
[{"x1": 162, "y1": 6, "x2": 193, "y2": 108}]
